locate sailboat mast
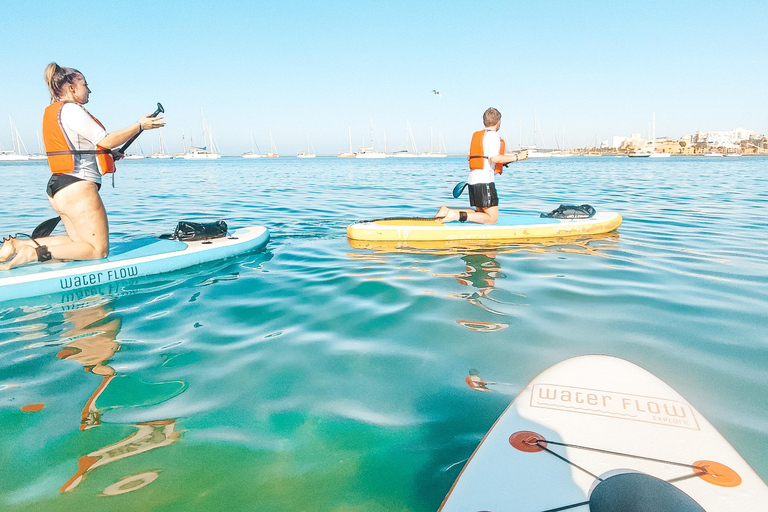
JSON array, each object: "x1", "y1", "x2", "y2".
[
  {"x1": 9, "y1": 116, "x2": 15, "y2": 153},
  {"x1": 430, "y1": 126, "x2": 434, "y2": 152},
  {"x1": 369, "y1": 114, "x2": 374, "y2": 149},
  {"x1": 348, "y1": 126, "x2": 352, "y2": 152},
  {"x1": 200, "y1": 108, "x2": 207, "y2": 149}
]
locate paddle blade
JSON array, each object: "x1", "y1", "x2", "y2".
[
  {"x1": 31, "y1": 216, "x2": 61, "y2": 239},
  {"x1": 452, "y1": 181, "x2": 467, "y2": 199}
]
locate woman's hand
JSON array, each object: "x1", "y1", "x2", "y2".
[{"x1": 139, "y1": 114, "x2": 165, "y2": 131}]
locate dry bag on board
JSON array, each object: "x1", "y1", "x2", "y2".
[
  {"x1": 160, "y1": 221, "x2": 228, "y2": 241},
  {"x1": 541, "y1": 205, "x2": 596, "y2": 219}
]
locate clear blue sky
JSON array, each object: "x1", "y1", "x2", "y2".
[{"x1": 1, "y1": 0, "x2": 766, "y2": 155}]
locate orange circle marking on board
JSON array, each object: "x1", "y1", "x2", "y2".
[
  {"x1": 509, "y1": 431, "x2": 547, "y2": 452},
  {"x1": 21, "y1": 403, "x2": 45, "y2": 413},
  {"x1": 693, "y1": 460, "x2": 742, "y2": 487}
]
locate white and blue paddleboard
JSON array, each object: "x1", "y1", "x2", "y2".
[
  {"x1": 0, "y1": 226, "x2": 269, "y2": 302},
  {"x1": 440, "y1": 355, "x2": 768, "y2": 512}
]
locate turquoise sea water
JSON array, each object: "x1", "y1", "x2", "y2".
[{"x1": 1, "y1": 156, "x2": 767, "y2": 511}]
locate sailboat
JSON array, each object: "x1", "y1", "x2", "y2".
[
  {"x1": 419, "y1": 127, "x2": 448, "y2": 157},
  {"x1": 182, "y1": 109, "x2": 221, "y2": 159},
  {"x1": 28, "y1": 131, "x2": 48, "y2": 160},
  {"x1": 147, "y1": 128, "x2": 172, "y2": 159},
  {"x1": 0, "y1": 117, "x2": 30, "y2": 161},
  {"x1": 648, "y1": 113, "x2": 670, "y2": 158},
  {"x1": 523, "y1": 108, "x2": 551, "y2": 158},
  {"x1": 337, "y1": 127, "x2": 356, "y2": 158},
  {"x1": 172, "y1": 131, "x2": 188, "y2": 158},
  {"x1": 390, "y1": 121, "x2": 419, "y2": 157},
  {"x1": 262, "y1": 130, "x2": 278, "y2": 158},
  {"x1": 122, "y1": 142, "x2": 145, "y2": 159},
  {"x1": 551, "y1": 126, "x2": 574, "y2": 157},
  {"x1": 356, "y1": 115, "x2": 387, "y2": 158},
  {"x1": 242, "y1": 133, "x2": 262, "y2": 158},
  {"x1": 297, "y1": 135, "x2": 316, "y2": 158}
]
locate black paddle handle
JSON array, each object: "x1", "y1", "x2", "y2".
[{"x1": 117, "y1": 102, "x2": 164, "y2": 155}]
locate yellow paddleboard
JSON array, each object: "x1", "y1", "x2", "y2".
[{"x1": 347, "y1": 212, "x2": 622, "y2": 242}]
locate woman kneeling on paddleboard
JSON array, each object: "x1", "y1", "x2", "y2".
[
  {"x1": 0, "y1": 62, "x2": 164, "y2": 270},
  {"x1": 434, "y1": 107, "x2": 527, "y2": 224}
]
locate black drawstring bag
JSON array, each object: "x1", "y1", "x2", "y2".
[
  {"x1": 160, "y1": 221, "x2": 228, "y2": 241},
  {"x1": 541, "y1": 205, "x2": 596, "y2": 219}
]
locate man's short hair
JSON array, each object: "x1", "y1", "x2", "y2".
[{"x1": 483, "y1": 107, "x2": 501, "y2": 127}]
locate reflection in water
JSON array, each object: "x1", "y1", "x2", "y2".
[
  {"x1": 60, "y1": 420, "x2": 179, "y2": 493},
  {"x1": 101, "y1": 470, "x2": 160, "y2": 496},
  {"x1": 54, "y1": 298, "x2": 181, "y2": 495},
  {"x1": 456, "y1": 319, "x2": 509, "y2": 332},
  {"x1": 56, "y1": 301, "x2": 121, "y2": 430},
  {"x1": 346, "y1": 231, "x2": 620, "y2": 256},
  {"x1": 464, "y1": 369, "x2": 516, "y2": 394}
]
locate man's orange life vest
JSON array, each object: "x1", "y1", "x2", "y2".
[
  {"x1": 43, "y1": 101, "x2": 115, "y2": 175},
  {"x1": 468, "y1": 129, "x2": 506, "y2": 173}
]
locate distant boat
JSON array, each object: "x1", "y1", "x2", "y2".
[
  {"x1": 550, "y1": 151, "x2": 574, "y2": 158},
  {"x1": 356, "y1": 115, "x2": 386, "y2": 158},
  {"x1": 627, "y1": 149, "x2": 651, "y2": 158},
  {"x1": 647, "y1": 114, "x2": 670, "y2": 158},
  {"x1": 389, "y1": 121, "x2": 419, "y2": 158},
  {"x1": 524, "y1": 147, "x2": 552, "y2": 159},
  {"x1": 705, "y1": 152, "x2": 723, "y2": 157},
  {"x1": 182, "y1": 109, "x2": 221, "y2": 159},
  {"x1": 337, "y1": 126, "x2": 356, "y2": 158},
  {"x1": 419, "y1": 128, "x2": 448, "y2": 158},
  {"x1": 0, "y1": 116, "x2": 30, "y2": 161},
  {"x1": 28, "y1": 131, "x2": 47, "y2": 160},
  {"x1": 242, "y1": 133, "x2": 262, "y2": 158},
  {"x1": 124, "y1": 140, "x2": 145, "y2": 160},
  {"x1": 147, "y1": 128, "x2": 172, "y2": 159},
  {"x1": 262, "y1": 130, "x2": 278, "y2": 158},
  {"x1": 297, "y1": 135, "x2": 316, "y2": 158},
  {"x1": 520, "y1": 107, "x2": 551, "y2": 158}
]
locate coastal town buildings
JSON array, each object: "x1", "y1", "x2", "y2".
[{"x1": 610, "y1": 128, "x2": 766, "y2": 155}]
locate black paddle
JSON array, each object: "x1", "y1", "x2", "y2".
[
  {"x1": 116, "y1": 102, "x2": 164, "y2": 157},
  {"x1": 32, "y1": 102, "x2": 164, "y2": 238},
  {"x1": 31, "y1": 216, "x2": 62, "y2": 238},
  {"x1": 453, "y1": 181, "x2": 467, "y2": 198}
]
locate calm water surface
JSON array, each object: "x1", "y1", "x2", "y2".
[{"x1": 1, "y1": 156, "x2": 767, "y2": 511}]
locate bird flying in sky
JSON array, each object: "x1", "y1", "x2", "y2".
[{"x1": 431, "y1": 90, "x2": 441, "y2": 98}]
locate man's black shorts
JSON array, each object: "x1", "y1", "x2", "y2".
[{"x1": 468, "y1": 183, "x2": 499, "y2": 208}]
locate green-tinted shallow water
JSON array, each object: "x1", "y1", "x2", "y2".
[{"x1": 1, "y1": 156, "x2": 767, "y2": 511}]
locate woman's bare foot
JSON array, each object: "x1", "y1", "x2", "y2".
[
  {"x1": 0, "y1": 244, "x2": 39, "y2": 271},
  {"x1": 0, "y1": 237, "x2": 17, "y2": 263},
  {"x1": 442, "y1": 209, "x2": 461, "y2": 223},
  {"x1": 434, "y1": 205, "x2": 450, "y2": 221}
]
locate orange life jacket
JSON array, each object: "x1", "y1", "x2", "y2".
[
  {"x1": 469, "y1": 129, "x2": 506, "y2": 173},
  {"x1": 43, "y1": 101, "x2": 115, "y2": 175}
]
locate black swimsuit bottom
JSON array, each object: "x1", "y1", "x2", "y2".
[
  {"x1": 46, "y1": 174, "x2": 101, "y2": 198},
  {"x1": 468, "y1": 182, "x2": 499, "y2": 208}
]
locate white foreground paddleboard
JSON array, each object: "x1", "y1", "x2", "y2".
[
  {"x1": 0, "y1": 226, "x2": 269, "y2": 302},
  {"x1": 440, "y1": 355, "x2": 768, "y2": 512}
]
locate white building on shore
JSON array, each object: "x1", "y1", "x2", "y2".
[{"x1": 693, "y1": 128, "x2": 757, "y2": 147}]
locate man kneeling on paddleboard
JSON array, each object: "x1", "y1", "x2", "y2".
[{"x1": 434, "y1": 107, "x2": 527, "y2": 224}]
